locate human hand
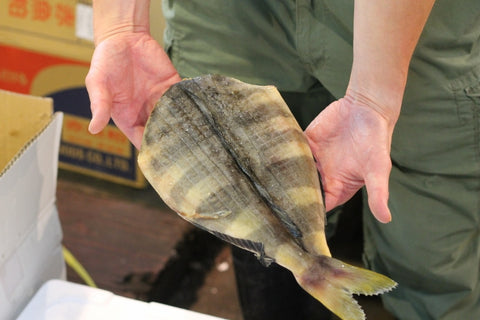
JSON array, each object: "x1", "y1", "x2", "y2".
[
  {"x1": 305, "y1": 91, "x2": 397, "y2": 223},
  {"x1": 85, "y1": 32, "x2": 181, "y2": 149}
]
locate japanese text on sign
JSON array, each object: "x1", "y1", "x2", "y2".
[{"x1": 8, "y1": 0, "x2": 74, "y2": 27}]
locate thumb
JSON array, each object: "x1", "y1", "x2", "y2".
[
  {"x1": 88, "y1": 105, "x2": 111, "y2": 134},
  {"x1": 86, "y1": 80, "x2": 112, "y2": 134},
  {"x1": 364, "y1": 169, "x2": 392, "y2": 224}
]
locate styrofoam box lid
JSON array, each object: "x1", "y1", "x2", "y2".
[{"x1": 17, "y1": 280, "x2": 227, "y2": 320}]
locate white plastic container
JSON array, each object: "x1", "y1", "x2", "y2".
[{"x1": 17, "y1": 280, "x2": 226, "y2": 320}]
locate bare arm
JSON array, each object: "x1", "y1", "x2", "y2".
[
  {"x1": 349, "y1": 0, "x2": 435, "y2": 121},
  {"x1": 91, "y1": 0, "x2": 151, "y2": 44},
  {"x1": 306, "y1": 0, "x2": 435, "y2": 223}
]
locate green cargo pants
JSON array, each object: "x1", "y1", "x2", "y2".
[{"x1": 161, "y1": 1, "x2": 480, "y2": 319}]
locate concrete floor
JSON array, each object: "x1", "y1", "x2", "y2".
[{"x1": 57, "y1": 170, "x2": 395, "y2": 320}]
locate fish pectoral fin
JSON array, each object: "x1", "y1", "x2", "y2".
[{"x1": 180, "y1": 210, "x2": 232, "y2": 220}]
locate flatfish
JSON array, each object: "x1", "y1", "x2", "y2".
[{"x1": 138, "y1": 74, "x2": 396, "y2": 320}]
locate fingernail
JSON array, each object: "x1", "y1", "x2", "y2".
[
  {"x1": 88, "y1": 120, "x2": 97, "y2": 134},
  {"x1": 383, "y1": 213, "x2": 392, "y2": 224}
]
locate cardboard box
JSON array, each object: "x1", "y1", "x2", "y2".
[
  {"x1": 0, "y1": 89, "x2": 65, "y2": 320},
  {"x1": 18, "y1": 280, "x2": 226, "y2": 320},
  {"x1": 0, "y1": 0, "x2": 167, "y2": 188}
]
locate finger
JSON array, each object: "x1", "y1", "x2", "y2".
[{"x1": 364, "y1": 170, "x2": 392, "y2": 223}]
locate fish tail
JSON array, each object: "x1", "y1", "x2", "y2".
[{"x1": 295, "y1": 256, "x2": 397, "y2": 320}]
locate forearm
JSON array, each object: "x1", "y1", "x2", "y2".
[
  {"x1": 92, "y1": 0, "x2": 151, "y2": 44},
  {"x1": 348, "y1": 0, "x2": 435, "y2": 123}
]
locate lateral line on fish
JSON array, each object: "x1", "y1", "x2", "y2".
[{"x1": 180, "y1": 83, "x2": 305, "y2": 245}]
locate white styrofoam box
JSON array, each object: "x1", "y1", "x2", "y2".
[
  {"x1": 0, "y1": 113, "x2": 65, "y2": 320},
  {"x1": 17, "y1": 280, "x2": 226, "y2": 320}
]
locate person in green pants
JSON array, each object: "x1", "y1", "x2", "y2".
[{"x1": 85, "y1": 1, "x2": 480, "y2": 319}]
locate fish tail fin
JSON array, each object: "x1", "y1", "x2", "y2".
[{"x1": 295, "y1": 256, "x2": 397, "y2": 320}]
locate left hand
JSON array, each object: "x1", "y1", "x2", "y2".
[{"x1": 305, "y1": 92, "x2": 395, "y2": 223}]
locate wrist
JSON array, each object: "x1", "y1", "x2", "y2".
[
  {"x1": 344, "y1": 85, "x2": 402, "y2": 128},
  {"x1": 92, "y1": 0, "x2": 151, "y2": 45}
]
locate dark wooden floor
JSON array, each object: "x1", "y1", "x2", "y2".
[
  {"x1": 57, "y1": 171, "x2": 243, "y2": 320},
  {"x1": 56, "y1": 170, "x2": 394, "y2": 320},
  {"x1": 58, "y1": 179, "x2": 186, "y2": 298}
]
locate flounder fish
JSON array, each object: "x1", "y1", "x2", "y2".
[{"x1": 138, "y1": 74, "x2": 396, "y2": 320}]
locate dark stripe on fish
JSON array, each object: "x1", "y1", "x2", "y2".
[
  {"x1": 179, "y1": 83, "x2": 305, "y2": 245},
  {"x1": 155, "y1": 93, "x2": 262, "y2": 216},
  {"x1": 149, "y1": 156, "x2": 170, "y2": 173},
  {"x1": 229, "y1": 101, "x2": 291, "y2": 129},
  {"x1": 194, "y1": 184, "x2": 255, "y2": 217},
  {"x1": 146, "y1": 94, "x2": 215, "y2": 178},
  {"x1": 193, "y1": 75, "x2": 292, "y2": 131},
  {"x1": 159, "y1": 95, "x2": 253, "y2": 211},
  {"x1": 292, "y1": 202, "x2": 327, "y2": 231},
  {"x1": 143, "y1": 107, "x2": 173, "y2": 147},
  {"x1": 264, "y1": 155, "x2": 317, "y2": 186},
  {"x1": 260, "y1": 128, "x2": 308, "y2": 152}
]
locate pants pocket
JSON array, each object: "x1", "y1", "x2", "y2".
[
  {"x1": 451, "y1": 66, "x2": 480, "y2": 122},
  {"x1": 451, "y1": 67, "x2": 480, "y2": 162}
]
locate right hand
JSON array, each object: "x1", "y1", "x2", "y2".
[{"x1": 85, "y1": 31, "x2": 181, "y2": 149}]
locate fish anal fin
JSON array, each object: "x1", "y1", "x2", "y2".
[
  {"x1": 206, "y1": 229, "x2": 275, "y2": 267},
  {"x1": 254, "y1": 252, "x2": 275, "y2": 267}
]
